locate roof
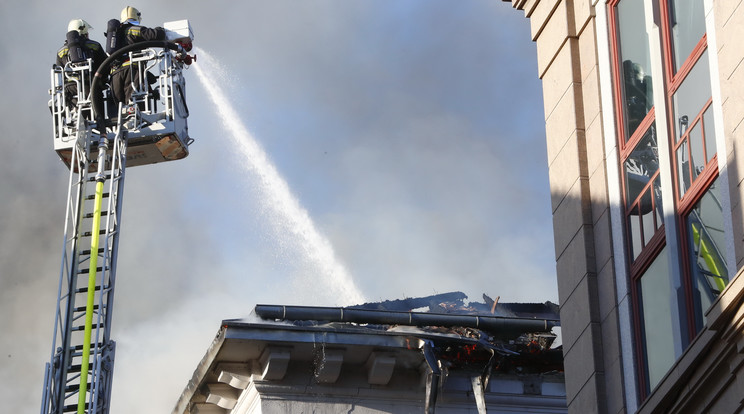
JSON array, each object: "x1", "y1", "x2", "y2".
[{"x1": 173, "y1": 293, "x2": 564, "y2": 413}]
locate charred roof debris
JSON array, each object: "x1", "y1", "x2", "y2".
[{"x1": 254, "y1": 291, "x2": 563, "y2": 377}]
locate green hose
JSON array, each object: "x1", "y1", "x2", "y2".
[{"x1": 77, "y1": 174, "x2": 105, "y2": 413}]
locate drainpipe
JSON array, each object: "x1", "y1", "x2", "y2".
[
  {"x1": 422, "y1": 340, "x2": 440, "y2": 414},
  {"x1": 254, "y1": 305, "x2": 558, "y2": 337}
]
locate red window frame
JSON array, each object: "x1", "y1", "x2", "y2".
[
  {"x1": 658, "y1": 0, "x2": 719, "y2": 340},
  {"x1": 608, "y1": 0, "x2": 720, "y2": 401},
  {"x1": 608, "y1": 0, "x2": 666, "y2": 398}
]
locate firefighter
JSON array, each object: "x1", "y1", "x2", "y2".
[
  {"x1": 55, "y1": 19, "x2": 108, "y2": 111},
  {"x1": 108, "y1": 6, "x2": 167, "y2": 107}
]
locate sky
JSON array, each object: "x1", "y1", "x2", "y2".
[{"x1": 0, "y1": 1, "x2": 556, "y2": 412}]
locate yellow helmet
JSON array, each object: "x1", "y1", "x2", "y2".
[
  {"x1": 67, "y1": 19, "x2": 93, "y2": 35},
  {"x1": 121, "y1": 6, "x2": 142, "y2": 23}
]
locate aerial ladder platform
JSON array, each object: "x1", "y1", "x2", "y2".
[{"x1": 41, "y1": 21, "x2": 195, "y2": 414}]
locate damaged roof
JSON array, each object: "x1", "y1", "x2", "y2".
[{"x1": 173, "y1": 292, "x2": 564, "y2": 414}]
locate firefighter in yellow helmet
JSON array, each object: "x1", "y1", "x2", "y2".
[
  {"x1": 55, "y1": 19, "x2": 108, "y2": 110},
  {"x1": 108, "y1": 6, "x2": 166, "y2": 106}
]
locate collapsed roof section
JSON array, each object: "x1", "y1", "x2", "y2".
[{"x1": 254, "y1": 292, "x2": 562, "y2": 376}]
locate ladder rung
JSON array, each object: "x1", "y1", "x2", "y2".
[
  {"x1": 63, "y1": 403, "x2": 87, "y2": 413},
  {"x1": 74, "y1": 305, "x2": 100, "y2": 313},
  {"x1": 72, "y1": 323, "x2": 103, "y2": 332},
  {"x1": 77, "y1": 267, "x2": 106, "y2": 274},
  {"x1": 85, "y1": 192, "x2": 109, "y2": 200},
  {"x1": 84, "y1": 211, "x2": 109, "y2": 219},
  {"x1": 75, "y1": 285, "x2": 102, "y2": 294},
  {"x1": 65, "y1": 382, "x2": 91, "y2": 394},
  {"x1": 67, "y1": 362, "x2": 93, "y2": 374},
  {"x1": 80, "y1": 230, "x2": 107, "y2": 237},
  {"x1": 80, "y1": 248, "x2": 105, "y2": 256},
  {"x1": 72, "y1": 342, "x2": 105, "y2": 352}
]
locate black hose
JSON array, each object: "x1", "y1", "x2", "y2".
[
  {"x1": 254, "y1": 304, "x2": 558, "y2": 337},
  {"x1": 91, "y1": 40, "x2": 184, "y2": 129}
]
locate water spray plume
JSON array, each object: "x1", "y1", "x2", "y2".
[{"x1": 192, "y1": 47, "x2": 365, "y2": 306}]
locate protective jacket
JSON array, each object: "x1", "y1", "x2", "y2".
[
  {"x1": 121, "y1": 23, "x2": 166, "y2": 44},
  {"x1": 55, "y1": 33, "x2": 108, "y2": 111},
  {"x1": 109, "y1": 23, "x2": 166, "y2": 105},
  {"x1": 110, "y1": 23, "x2": 166, "y2": 65},
  {"x1": 56, "y1": 35, "x2": 107, "y2": 74}
]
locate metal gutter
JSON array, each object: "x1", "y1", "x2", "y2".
[{"x1": 254, "y1": 305, "x2": 558, "y2": 338}]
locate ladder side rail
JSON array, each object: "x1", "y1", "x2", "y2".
[
  {"x1": 99, "y1": 120, "x2": 127, "y2": 346},
  {"x1": 60, "y1": 139, "x2": 94, "y2": 411},
  {"x1": 91, "y1": 342, "x2": 115, "y2": 414},
  {"x1": 42, "y1": 135, "x2": 91, "y2": 414},
  {"x1": 60, "y1": 144, "x2": 90, "y2": 411},
  {"x1": 40, "y1": 361, "x2": 52, "y2": 414}
]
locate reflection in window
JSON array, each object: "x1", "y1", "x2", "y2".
[
  {"x1": 689, "y1": 122, "x2": 705, "y2": 181},
  {"x1": 639, "y1": 246, "x2": 675, "y2": 391},
  {"x1": 673, "y1": 51, "x2": 715, "y2": 197},
  {"x1": 668, "y1": 0, "x2": 706, "y2": 72},
  {"x1": 677, "y1": 144, "x2": 691, "y2": 195},
  {"x1": 625, "y1": 125, "x2": 662, "y2": 260},
  {"x1": 703, "y1": 107, "x2": 715, "y2": 164},
  {"x1": 617, "y1": 0, "x2": 653, "y2": 140},
  {"x1": 687, "y1": 177, "x2": 727, "y2": 321},
  {"x1": 672, "y1": 50, "x2": 712, "y2": 142},
  {"x1": 625, "y1": 125, "x2": 659, "y2": 207}
]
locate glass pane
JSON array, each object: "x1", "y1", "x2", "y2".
[
  {"x1": 689, "y1": 122, "x2": 705, "y2": 180},
  {"x1": 641, "y1": 191, "x2": 654, "y2": 246},
  {"x1": 677, "y1": 141, "x2": 691, "y2": 196},
  {"x1": 639, "y1": 246, "x2": 675, "y2": 390},
  {"x1": 687, "y1": 178, "x2": 728, "y2": 318},
  {"x1": 630, "y1": 209, "x2": 642, "y2": 261},
  {"x1": 703, "y1": 106, "x2": 716, "y2": 164},
  {"x1": 668, "y1": 0, "x2": 706, "y2": 72},
  {"x1": 617, "y1": 0, "x2": 654, "y2": 141},
  {"x1": 672, "y1": 50, "x2": 711, "y2": 144},
  {"x1": 653, "y1": 175, "x2": 664, "y2": 229},
  {"x1": 625, "y1": 125, "x2": 659, "y2": 207}
]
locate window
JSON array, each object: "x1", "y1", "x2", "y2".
[
  {"x1": 637, "y1": 246, "x2": 674, "y2": 389},
  {"x1": 609, "y1": 0, "x2": 729, "y2": 399},
  {"x1": 624, "y1": 125, "x2": 662, "y2": 261},
  {"x1": 614, "y1": 0, "x2": 654, "y2": 143},
  {"x1": 686, "y1": 178, "x2": 727, "y2": 323}
]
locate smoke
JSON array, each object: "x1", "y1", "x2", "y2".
[
  {"x1": 193, "y1": 47, "x2": 365, "y2": 306},
  {"x1": 1, "y1": 2, "x2": 556, "y2": 413}
]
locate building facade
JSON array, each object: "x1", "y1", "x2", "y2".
[{"x1": 503, "y1": 0, "x2": 744, "y2": 412}]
